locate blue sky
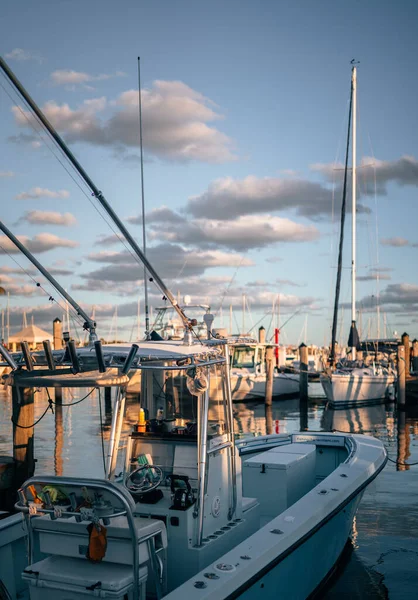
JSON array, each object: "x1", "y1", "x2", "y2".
[{"x1": 1, "y1": 0, "x2": 418, "y2": 344}]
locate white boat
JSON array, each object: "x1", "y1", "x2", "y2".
[
  {"x1": 321, "y1": 364, "x2": 395, "y2": 407},
  {"x1": 0, "y1": 339, "x2": 387, "y2": 600},
  {"x1": 322, "y1": 65, "x2": 395, "y2": 408},
  {"x1": 229, "y1": 340, "x2": 299, "y2": 401}
]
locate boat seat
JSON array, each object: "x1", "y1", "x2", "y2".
[
  {"x1": 32, "y1": 513, "x2": 167, "y2": 566},
  {"x1": 241, "y1": 497, "x2": 258, "y2": 513}
]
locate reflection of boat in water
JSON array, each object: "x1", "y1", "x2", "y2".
[
  {"x1": 322, "y1": 404, "x2": 387, "y2": 435},
  {"x1": 230, "y1": 341, "x2": 299, "y2": 401}
]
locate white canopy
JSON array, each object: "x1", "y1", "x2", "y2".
[{"x1": 9, "y1": 324, "x2": 53, "y2": 344}]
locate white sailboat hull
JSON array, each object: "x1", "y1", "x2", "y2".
[
  {"x1": 321, "y1": 372, "x2": 395, "y2": 407},
  {"x1": 230, "y1": 371, "x2": 299, "y2": 401}
]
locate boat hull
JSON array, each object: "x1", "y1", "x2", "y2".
[
  {"x1": 230, "y1": 372, "x2": 299, "y2": 401},
  {"x1": 321, "y1": 373, "x2": 395, "y2": 408},
  {"x1": 229, "y1": 493, "x2": 362, "y2": 599}
]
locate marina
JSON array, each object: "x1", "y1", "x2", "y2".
[{"x1": 2, "y1": 3, "x2": 418, "y2": 598}]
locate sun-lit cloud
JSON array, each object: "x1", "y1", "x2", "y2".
[
  {"x1": 185, "y1": 175, "x2": 370, "y2": 221},
  {"x1": 15, "y1": 187, "x2": 70, "y2": 200},
  {"x1": 50, "y1": 69, "x2": 126, "y2": 87},
  {"x1": 11, "y1": 81, "x2": 236, "y2": 163},
  {"x1": 0, "y1": 233, "x2": 78, "y2": 254},
  {"x1": 147, "y1": 214, "x2": 319, "y2": 251},
  {"x1": 312, "y1": 155, "x2": 418, "y2": 195},
  {"x1": 0, "y1": 171, "x2": 15, "y2": 178},
  {"x1": 17, "y1": 211, "x2": 77, "y2": 226}
]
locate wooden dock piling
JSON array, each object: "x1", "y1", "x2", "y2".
[
  {"x1": 12, "y1": 386, "x2": 35, "y2": 484},
  {"x1": 397, "y1": 344, "x2": 406, "y2": 408},
  {"x1": 412, "y1": 339, "x2": 418, "y2": 374},
  {"x1": 402, "y1": 332, "x2": 410, "y2": 378},
  {"x1": 53, "y1": 318, "x2": 63, "y2": 350},
  {"x1": 265, "y1": 346, "x2": 274, "y2": 407}
]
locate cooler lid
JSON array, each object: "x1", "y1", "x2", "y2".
[
  {"x1": 244, "y1": 448, "x2": 312, "y2": 470},
  {"x1": 23, "y1": 556, "x2": 143, "y2": 592}
]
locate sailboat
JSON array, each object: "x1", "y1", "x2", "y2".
[
  {"x1": 321, "y1": 65, "x2": 395, "y2": 408},
  {"x1": 0, "y1": 55, "x2": 388, "y2": 600}
]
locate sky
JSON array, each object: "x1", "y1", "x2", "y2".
[{"x1": 1, "y1": 0, "x2": 418, "y2": 345}]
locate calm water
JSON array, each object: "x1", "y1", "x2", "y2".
[{"x1": 1, "y1": 386, "x2": 417, "y2": 599}]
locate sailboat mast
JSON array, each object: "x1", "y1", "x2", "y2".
[
  {"x1": 351, "y1": 66, "x2": 357, "y2": 360},
  {"x1": 137, "y1": 57, "x2": 150, "y2": 340}
]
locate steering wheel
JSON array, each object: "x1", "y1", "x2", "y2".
[{"x1": 124, "y1": 464, "x2": 164, "y2": 495}]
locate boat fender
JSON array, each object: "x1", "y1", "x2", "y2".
[{"x1": 86, "y1": 522, "x2": 107, "y2": 562}]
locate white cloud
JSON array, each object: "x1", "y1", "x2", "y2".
[
  {"x1": 5, "y1": 48, "x2": 42, "y2": 62},
  {"x1": 18, "y1": 211, "x2": 77, "y2": 226},
  {"x1": 50, "y1": 69, "x2": 127, "y2": 87},
  {"x1": 148, "y1": 214, "x2": 319, "y2": 250},
  {"x1": 381, "y1": 237, "x2": 412, "y2": 247},
  {"x1": 11, "y1": 81, "x2": 236, "y2": 163},
  {"x1": 15, "y1": 187, "x2": 70, "y2": 200},
  {"x1": 0, "y1": 233, "x2": 78, "y2": 254},
  {"x1": 312, "y1": 155, "x2": 418, "y2": 195},
  {"x1": 0, "y1": 171, "x2": 15, "y2": 178},
  {"x1": 185, "y1": 175, "x2": 347, "y2": 220}
]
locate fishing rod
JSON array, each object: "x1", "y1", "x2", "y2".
[
  {"x1": 0, "y1": 219, "x2": 97, "y2": 342},
  {"x1": 0, "y1": 56, "x2": 193, "y2": 333}
]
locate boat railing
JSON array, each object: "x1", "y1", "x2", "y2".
[{"x1": 15, "y1": 475, "x2": 165, "y2": 600}]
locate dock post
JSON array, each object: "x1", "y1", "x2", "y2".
[
  {"x1": 258, "y1": 326, "x2": 266, "y2": 344},
  {"x1": 397, "y1": 344, "x2": 406, "y2": 408},
  {"x1": 12, "y1": 386, "x2": 35, "y2": 485},
  {"x1": 265, "y1": 346, "x2": 274, "y2": 406},
  {"x1": 265, "y1": 404, "x2": 273, "y2": 435},
  {"x1": 402, "y1": 332, "x2": 410, "y2": 378},
  {"x1": 53, "y1": 318, "x2": 63, "y2": 350},
  {"x1": 299, "y1": 343, "x2": 308, "y2": 403},
  {"x1": 412, "y1": 339, "x2": 418, "y2": 374}
]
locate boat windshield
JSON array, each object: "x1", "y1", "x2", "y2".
[{"x1": 232, "y1": 347, "x2": 256, "y2": 368}]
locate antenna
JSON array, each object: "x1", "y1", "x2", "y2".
[{"x1": 137, "y1": 57, "x2": 150, "y2": 340}]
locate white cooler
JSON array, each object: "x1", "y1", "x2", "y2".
[
  {"x1": 243, "y1": 443, "x2": 316, "y2": 519},
  {"x1": 22, "y1": 555, "x2": 147, "y2": 600}
]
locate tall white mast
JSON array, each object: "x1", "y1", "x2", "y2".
[{"x1": 351, "y1": 66, "x2": 357, "y2": 360}]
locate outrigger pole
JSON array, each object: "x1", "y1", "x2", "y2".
[
  {"x1": 0, "y1": 56, "x2": 193, "y2": 333},
  {"x1": 0, "y1": 219, "x2": 98, "y2": 342}
]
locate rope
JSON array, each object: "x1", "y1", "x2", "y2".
[
  {"x1": 11, "y1": 396, "x2": 54, "y2": 428},
  {"x1": 47, "y1": 387, "x2": 97, "y2": 407}
]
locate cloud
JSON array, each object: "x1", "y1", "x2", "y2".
[
  {"x1": 185, "y1": 175, "x2": 369, "y2": 221},
  {"x1": 380, "y1": 237, "x2": 418, "y2": 247},
  {"x1": 356, "y1": 283, "x2": 418, "y2": 314},
  {"x1": 312, "y1": 155, "x2": 418, "y2": 195},
  {"x1": 17, "y1": 211, "x2": 77, "y2": 226},
  {"x1": 80, "y1": 243, "x2": 253, "y2": 292},
  {"x1": 50, "y1": 69, "x2": 126, "y2": 87},
  {"x1": 0, "y1": 233, "x2": 78, "y2": 254},
  {"x1": 11, "y1": 81, "x2": 236, "y2": 163},
  {"x1": 146, "y1": 214, "x2": 319, "y2": 251},
  {"x1": 265, "y1": 256, "x2": 283, "y2": 264},
  {"x1": 127, "y1": 206, "x2": 185, "y2": 226},
  {"x1": 357, "y1": 273, "x2": 391, "y2": 282},
  {"x1": 5, "y1": 48, "x2": 42, "y2": 62},
  {"x1": 15, "y1": 187, "x2": 70, "y2": 200},
  {"x1": 95, "y1": 234, "x2": 122, "y2": 246},
  {"x1": 276, "y1": 279, "x2": 306, "y2": 287},
  {"x1": 0, "y1": 171, "x2": 15, "y2": 178}
]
